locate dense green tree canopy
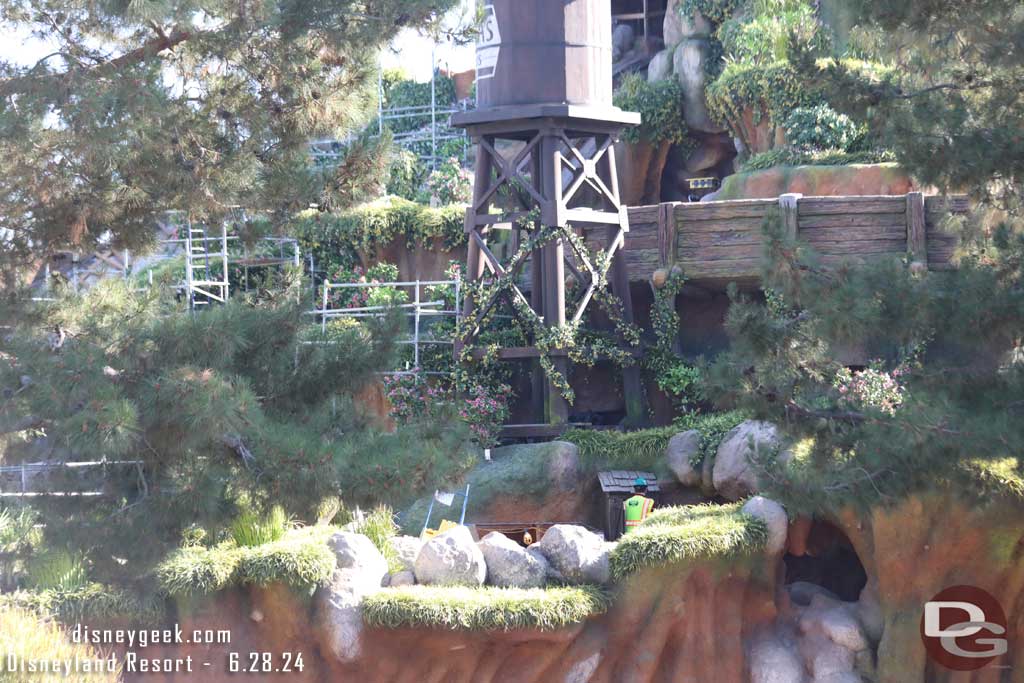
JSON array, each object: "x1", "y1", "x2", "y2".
[{"x1": 0, "y1": 0, "x2": 460, "y2": 287}]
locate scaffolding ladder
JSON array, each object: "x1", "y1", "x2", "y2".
[{"x1": 185, "y1": 222, "x2": 229, "y2": 309}]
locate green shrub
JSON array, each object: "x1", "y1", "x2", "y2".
[
  {"x1": 0, "y1": 584, "x2": 164, "y2": 625},
  {"x1": 610, "y1": 502, "x2": 767, "y2": 578},
  {"x1": 0, "y1": 607, "x2": 120, "y2": 682},
  {"x1": 26, "y1": 551, "x2": 89, "y2": 592},
  {"x1": 362, "y1": 585, "x2": 610, "y2": 631},
  {"x1": 707, "y1": 61, "x2": 820, "y2": 133},
  {"x1": 740, "y1": 147, "x2": 896, "y2": 171},
  {"x1": 783, "y1": 104, "x2": 867, "y2": 152},
  {"x1": 718, "y1": 4, "x2": 831, "y2": 64},
  {"x1": 614, "y1": 74, "x2": 689, "y2": 146},
  {"x1": 290, "y1": 197, "x2": 465, "y2": 274},
  {"x1": 230, "y1": 505, "x2": 292, "y2": 548},
  {"x1": 656, "y1": 363, "x2": 706, "y2": 409},
  {"x1": 678, "y1": 0, "x2": 743, "y2": 26}
]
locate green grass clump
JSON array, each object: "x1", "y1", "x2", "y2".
[
  {"x1": 610, "y1": 503, "x2": 767, "y2": 579},
  {"x1": 673, "y1": 410, "x2": 750, "y2": 468},
  {"x1": 25, "y1": 550, "x2": 89, "y2": 592},
  {"x1": 0, "y1": 583, "x2": 164, "y2": 625},
  {"x1": 362, "y1": 585, "x2": 610, "y2": 631},
  {"x1": 231, "y1": 505, "x2": 292, "y2": 547},
  {"x1": 0, "y1": 607, "x2": 120, "y2": 682},
  {"x1": 563, "y1": 427, "x2": 679, "y2": 471},
  {"x1": 350, "y1": 506, "x2": 403, "y2": 573},
  {"x1": 156, "y1": 526, "x2": 337, "y2": 597}
]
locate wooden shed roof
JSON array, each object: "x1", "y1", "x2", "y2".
[{"x1": 598, "y1": 470, "x2": 660, "y2": 494}]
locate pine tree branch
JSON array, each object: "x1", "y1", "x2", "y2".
[{"x1": 0, "y1": 27, "x2": 194, "y2": 99}]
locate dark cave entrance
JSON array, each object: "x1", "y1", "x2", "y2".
[{"x1": 784, "y1": 519, "x2": 867, "y2": 602}]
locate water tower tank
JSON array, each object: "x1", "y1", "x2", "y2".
[{"x1": 475, "y1": 0, "x2": 613, "y2": 110}]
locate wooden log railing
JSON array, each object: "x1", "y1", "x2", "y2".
[{"x1": 591, "y1": 192, "x2": 969, "y2": 285}]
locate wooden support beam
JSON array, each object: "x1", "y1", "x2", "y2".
[
  {"x1": 658, "y1": 202, "x2": 678, "y2": 267},
  {"x1": 906, "y1": 191, "x2": 928, "y2": 266},
  {"x1": 779, "y1": 193, "x2": 802, "y2": 241}
]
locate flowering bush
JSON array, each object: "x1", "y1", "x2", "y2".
[
  {"x1": 426, "y1": 157, "x2": 472, "y2": 205},
  {"x1": 458, "y1": 383, "x2": 511, "y2": 450},
  {"x1": 323, "y1": 262, "x2": 407, "y2": 310},
  {"x1": 833, "y1": 366, "x2": 905, "y2": 415},
  {"x1": 382, "y1": 371, "x2": 450, "y2": 423}
]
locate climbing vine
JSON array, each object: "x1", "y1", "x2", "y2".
[{"x1": 455, "y1": 216, "x2": 642, "y2": 404}]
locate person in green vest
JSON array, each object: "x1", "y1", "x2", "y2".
[{"x1": 623, "y1": 477, "x2": 655, "y2": 534}]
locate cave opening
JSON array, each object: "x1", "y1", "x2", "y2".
[{"x1": 784, "y1": 519, "x2": 867, "y2": 602}]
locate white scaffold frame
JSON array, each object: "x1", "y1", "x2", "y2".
[
  {"x1": 0, "y1": 460, "x2": 147, "y2": 499},
  {"x1": 311, "y1": 277, "x2": 462, "y2": 376}
]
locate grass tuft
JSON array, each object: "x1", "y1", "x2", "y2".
[
  {"x1": 362, "y1": 585, "x2": 610, "y2": 631},
  {"x1": 610, "y1": 503, "x2": 768, "y2": 579},
  {"x1": 563, "y1": 427, "x2": 678, "y2": 471},
  {"x1": 0, "y1": 607, "x2": 120, "y2": 682},
  {"x1": 156, "y1": 526, "x2": 337, "y2": 597},
  {"x1": 0, "y1": 583, "x2": 164, "y2": 625}
]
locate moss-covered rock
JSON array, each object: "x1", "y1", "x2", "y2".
[
  {"x1": 712, "y1": 163, "x2": 919, "y2": 201},
  {"x1": 401, "y1": 441, "x2": 586, "y2": 534}
]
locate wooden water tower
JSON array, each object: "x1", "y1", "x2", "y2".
[{"x1": 452, "y1": 0, "x2": 643, "y2": 432}]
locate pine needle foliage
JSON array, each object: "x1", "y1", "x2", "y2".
[
  {"x1": 362, "y1": 585, "x2": 611, "y2": 632},
  {"x1": 0, "y1": 0, "x2": 462, "y2": 287}
]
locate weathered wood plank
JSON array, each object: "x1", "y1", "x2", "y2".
[
  {"x1": 676, "y1": 216, "x2": 771, "y2": 234},
  {"x1": 798, "y1": 212, "x2": 907, "y2": 229},
  {"x1": 906, "y1": 191, "x2": 927, "y2": 265},
  {"x1": 924, "y1": 195, "x2": 970, "y2": 214},
  {"x1": 678, "y1": 245, "x2": 766, "y2": 261},
  {"x1": 780, "y1": 194, "x2": 801, "y2": 241},
  {"x1": 678, "y1": 200, "x2": 776, "y2": 221},
  {"x1": 679, "y1": 258, "x2": 762, "y2": 279},
  {"x1": 802, "y1": 226, "x2": 908, "y2": 242},
  {"x1": 679, "y1": 230, "x2": 766, "y2": 247},
  {"x1": 626, "y1": 205, "x2": 660, "y2": 223},
  {"x1": 809, "y1": 239, "x2": 909, "y2": 255},
  {"x1": 798, "y1": 196, "x2": 906, "y2": 216}
]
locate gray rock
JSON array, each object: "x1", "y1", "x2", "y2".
[
  {"x1": 388, "y1": 535, "x2": 422, "y2": 572},
  {"x1": 326, "y1": 532, "x2": 389, "y2": 586},
  {"x1": 613, "y1": 24, "x2": 635, "y2": 56},
  {"x1": 742, "y1": 496, "x2": 789, "y2": 556},
  {"x1": 673, "y1": 39, "x2": 727, "y2": 134},
  {"x1": 389, "y1": 570, "x2": 415, "y2": 587},
  {"x1": 478, "y1": 532, "x2": 547, "y2": 588},
  {"x1": 813, "y1": 674, "x2": 862, "y2": 683},
  {"x1": 857, "y1": 581, "x2": 884, "y2": 644},
  {"x1": 527, "y1": 545, "x2": 562, "y2": 582},
  {"x1": 414, "y1": 525, "x2": 486, "y2": 586},
  {"x1": 683, "y1": 134, "x2": 736, "y2": 173},
  {"x1": 664, "y1": 0, "x2": 713, "y2": 46},
  {"x1": 701, "y1": 438, "x2": 717, "y2": 496},
  {"x1": 315, "y1": 532, "x2": 388, "y2": 663},
  {"x1": 799, "y1": 632, "x2": 855, "y2": 680},
  {"x1": 647, "y1": 49, "x2": 674, "y2": 83},
  {"x1": 818, "y1": 607, "x2": 869, "y2": 652},
  {"x1": 789, "y1": 582, "x2": 843, "y2": 608},
  {"x1": 666, "y1": 430, "x2": 703, "y2": 486},
  {"x1": 854, "y1": 648, "x2": 876, "y2": 680},
  {"x1": 533, "y1": 524, "x2": 611, "y2": 585},
  {"x1": 713, "y1": 420, "x2": 782, "y2": 501},
  {"x1": 750, "y1": 635, "x2": 807, "y2": 683}
]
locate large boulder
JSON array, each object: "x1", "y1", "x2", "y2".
[
  {"x1": 749, "y1": 635, "x2": 807, "y2": 683},
  {"x1": 742, "y1": 496, "x2": 789, "y2": 556},
  {"x1": 388, "y1": 535, "x2": 422, "y2": 572},
  {"x1": 800, "y1": 601, "x2": 869, "y2": 653},
  {"x1": 798, "y1": 631, "x2": 856, "y2": 680},
  {"x1": 388, "y1": 570, "x2": 415, "y2": 587},
  {"x1": 414, "y1": 525, "x2": 486, "y2": 587},
  {"x1": 612, "y1": 24, "x2": 635, "y2": 61},
  {"x1": 315, "y1": 532, "x2": 388, "y2": 663},
  {"x1": 674, "y1": 39, "x2": 727, "y2": 134},
  {"x1": 402, "y1": 441, "x2": 587, "y2": 533},
  {"x1": 533, "y1": 525, "x2": 611, "y2": 585},
  {"x1": 647, "y1": 48, "x2": 674, "y2": 83},
  {"x1": 664, "y1": 0, "x2": 713, "y2": 46},
  {"x1": 478, "y1": 532, "x2": 547, "y2": 588},
  {"x1": 713, "y1": 420, "x2": 783, "y2": 501},
  {"x1": 527, "y1": 545, "x2": 562, "y2": 582},
  {"x1": 666, "y1": 429, "x2": 702, "y2": 486}
]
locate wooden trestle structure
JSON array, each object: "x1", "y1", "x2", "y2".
[{"x1": 453, "y1": 104, "x2": 644, "y2": 431}]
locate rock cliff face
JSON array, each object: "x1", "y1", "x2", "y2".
[{"x1": 111, "y1": 492, "x2": 1024, "y2": 683}]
